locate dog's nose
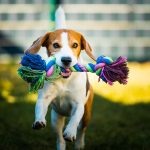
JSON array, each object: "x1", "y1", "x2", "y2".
[{"x1": 61, "y1": 57, "x2": 72, "y2": 66}]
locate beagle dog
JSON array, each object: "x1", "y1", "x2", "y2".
[{"x1": 25, "y1": 8, "x2": 95, "y2": 150}]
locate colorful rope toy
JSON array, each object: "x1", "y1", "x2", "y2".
[{"x1": 18, "y1": 53, "x2": 129, "y2": 92}]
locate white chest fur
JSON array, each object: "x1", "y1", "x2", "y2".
[{"x1": 42, "y1": 72, "x2": 87, "y2": 116}]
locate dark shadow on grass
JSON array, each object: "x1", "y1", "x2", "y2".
[{"x1": 1, "y1": 94, "x2": 150, "y2": 150}]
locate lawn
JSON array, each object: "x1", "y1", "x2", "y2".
[{"x1": 0, "y1": 63, "x2": 150, "y2": 150}]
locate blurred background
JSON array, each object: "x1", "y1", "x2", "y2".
[{"x1": 0, "y1": 0, "x2": 150, "y2": 150}]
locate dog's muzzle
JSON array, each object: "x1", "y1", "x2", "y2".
[
  {"x1": 61, "y1": 57, "x2": 72, "y2": 67},
  {"x1": 60, "y1": 57, "x2": 72, "y2": 78}
]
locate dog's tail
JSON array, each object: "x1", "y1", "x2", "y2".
[{"x1": 55, "y1": 6, "x2": 67, "y2": 29}]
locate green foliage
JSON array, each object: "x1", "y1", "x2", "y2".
[{"x1": 0, "y1": 64, "x2": 30, "y2": 102}]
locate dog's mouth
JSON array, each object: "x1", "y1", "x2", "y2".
[{"x1": 60, "y1": 68, "x2": 72, "y2": 78}]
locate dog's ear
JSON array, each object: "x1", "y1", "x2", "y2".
[
  {"x1": 24, "y1": 32, "x2": 51, "y2": 54},
  {"x1": 81, "y1": 35, "x2": 96, "y2": 61}
]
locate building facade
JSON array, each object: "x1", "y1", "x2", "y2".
[{"x1": 0, "y1": 0, "x2": 150, "y2": 61}]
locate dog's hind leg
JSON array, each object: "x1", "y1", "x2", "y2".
[
  {"x1": 75, "y1": 125, "x2": 86, "y2": 150},
  {"x1": 51, "y1": 109, "x2": 66, "y2": 150},
  {"x1": 75, "y1": 86, "x2": 94, "y2": 150}
]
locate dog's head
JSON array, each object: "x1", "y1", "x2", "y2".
[{"x1": 25, "y1": 29, "x2": 95, "y2": 78}]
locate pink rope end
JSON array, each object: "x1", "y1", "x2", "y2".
[
  {"x1": 46, "y1": 66, "x2": 54, "y2": 77},
  {"x1": 94, "y1": 63, "x2": 106, "y2": 71}
]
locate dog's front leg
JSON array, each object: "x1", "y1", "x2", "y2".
[
  {"x1": 32, "y1": 85, "x2": 57, "y2": 129},
  {"x1": 63, "y1": 103, "x2": 84, "y2": 142}
]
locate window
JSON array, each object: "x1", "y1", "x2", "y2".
[
  {"x1": 1, "y1": 13, "x2": 8, "y2": 20},
  {"x1": 17, "y1": 13, "x2": 25, "y2": 20}
]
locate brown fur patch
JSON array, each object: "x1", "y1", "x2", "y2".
[
  {"x1": 86, "y1": 73, "x2": 90, "y2": 96},
  {"x1": 81, "y1": 85, "x2": 94, "y2": 128}
]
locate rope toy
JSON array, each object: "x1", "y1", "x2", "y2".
[{"x1": 18, "y1": 53, "x2": 129, "y2": 92}]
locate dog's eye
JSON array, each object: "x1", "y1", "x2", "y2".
[
  {"x1": 53, "y1": 43, "x2": 60, "y2": 48},
  {"x1": 72, "y1": 43, "x2": 78, "y2": 48}
]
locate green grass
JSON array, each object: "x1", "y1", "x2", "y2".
[
  {"x1": 1, "y1": 63, "x2": 150, "y2": 150},
  {"x1": 1, "y1": 95, "x2": 150, "y2": 150}
]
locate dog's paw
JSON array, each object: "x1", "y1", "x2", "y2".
[
  {"x1": 75, "y1": 140, "x2": 85, "y2": 150},
  {"x1": 63, "y1": 125, "x2": 77, "y2": 142},
  {"x1": 32, "y1": 121, "x2": 46, "y2": 130}
]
